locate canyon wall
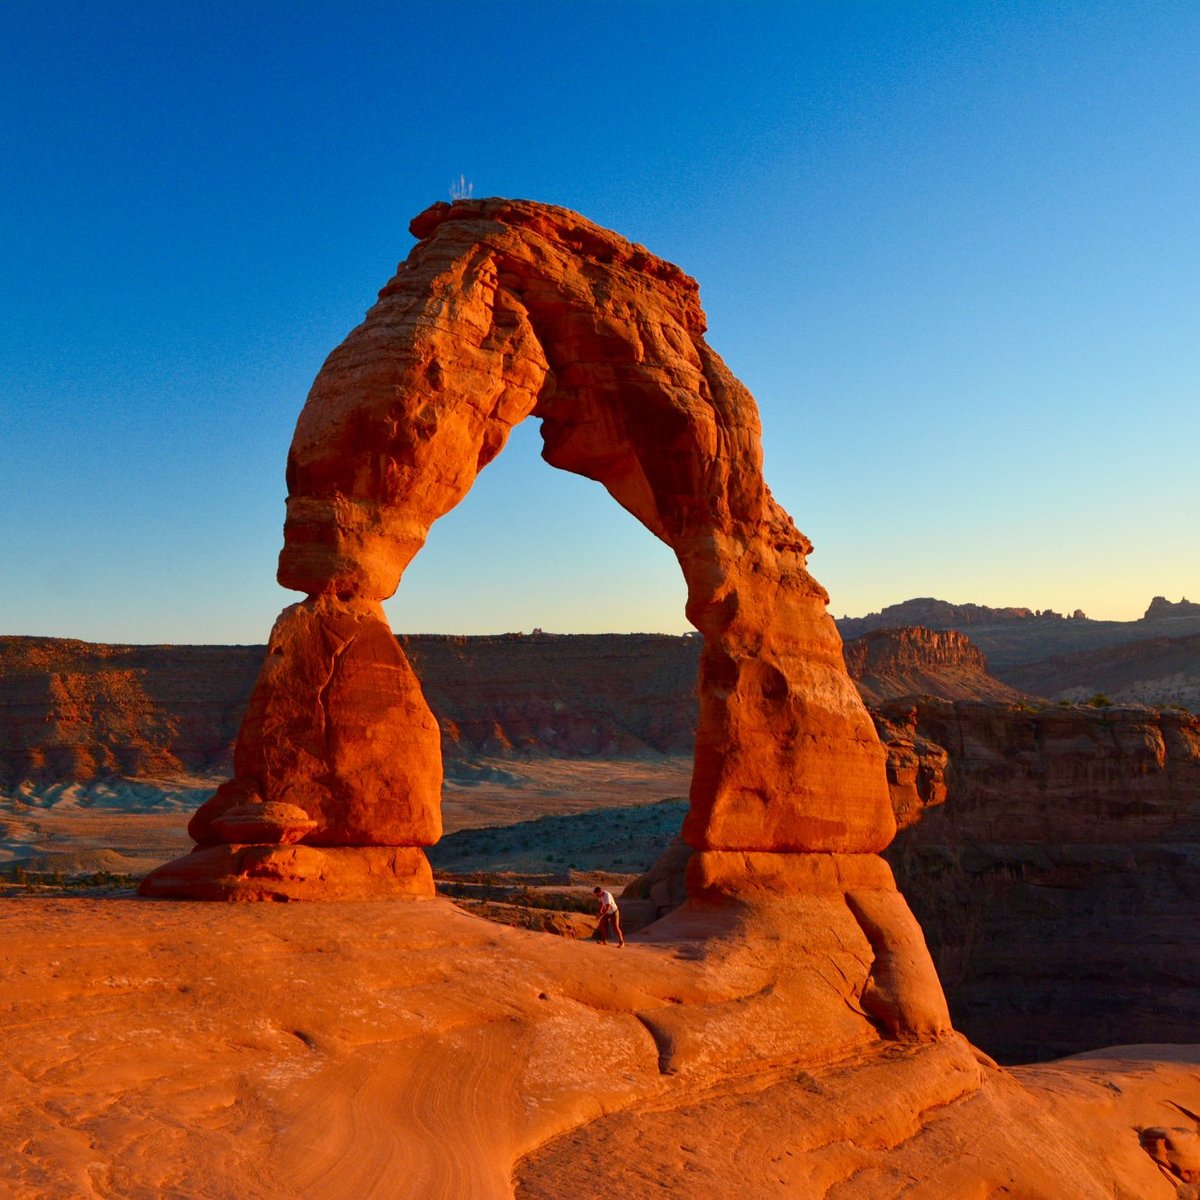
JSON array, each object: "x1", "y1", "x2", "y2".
[
  {"x1": 0, "y1": 626, "x2": 1011, "y2": 786},
  {"x1": 843, "y1": 627, "x2": 1024, "y2": 706},
  {"x1": 882, "y1": 698, "x2": 1200, "y2": 1062},
  {"x1": 0, "y1": 638, "x2": 260, "y2": 786}
]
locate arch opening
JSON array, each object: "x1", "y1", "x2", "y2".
[
  {"x1": 386, "y1": 415, "x2": 689, "y2": 637},
  {"x1": 387, "y1": 410, "x2": 697, "y2": 862}
]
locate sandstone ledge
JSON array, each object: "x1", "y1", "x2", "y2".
[
  {"x1": 686, "y1": 848, "x2": 896, "y2": 895},
  {"x1": 137, "y1": 844, "x2": 435, "y2": 901},
  {"x1": 2, "y1": 896, "x2": 1197, "y2": 1199}
]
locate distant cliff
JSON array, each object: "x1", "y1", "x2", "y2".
[
  {"x1": 0, "y1": 628, "x2": 1025, "y2": 787},
  {"x1": 401, "y1": 632, "x2": 700, "y2": 760},
  {"x1": 837, "y1": 595, "x2": 1200, "y2": 668},
  {"x1": 842, "y1": 627, "x2": 1024, "y2": 706},
  {"x1": 838, "y1": 597, "x2": 1039, "y2": 635},
  {"x1": 0, "y1": 638, "x2": 260, "y2": 786},
  {"x1": 883, "y1": 698, "x2": 1200, "y2": 1062}
]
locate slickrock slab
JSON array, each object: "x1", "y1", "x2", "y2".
[
  {"x1": 2, "y1": 896, "x2": 1196, "y2": 1199},
  {"x1": 210, "y1": 801, "x2": 318, "y2": 845}
]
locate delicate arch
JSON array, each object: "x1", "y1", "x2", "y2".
[{"x1": 145, "y1": 199, "x2": 894, "y2": 900}]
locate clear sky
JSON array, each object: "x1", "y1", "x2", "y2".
[{"x1": 3, "y1": 1, "x2": 1197, "y2": 643}]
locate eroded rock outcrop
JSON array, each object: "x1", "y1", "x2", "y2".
[
  {"x1": 843, "y1": 626, "x2": 1026, "y2": 706},
  {"x1": 144, "y1": 199, "x2": 903, "y2": 906},
  {"x1": 0, "y1": 637, "x2": 258, "y2": 786},
  {"x1": 884, "y1": 699, "x2": 1200, "y2": 1062}
]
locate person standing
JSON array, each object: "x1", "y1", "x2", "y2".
[{"x1": 592, "y1": 886, "x2": 625, "y2": 947}]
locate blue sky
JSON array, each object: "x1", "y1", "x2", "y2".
[{"x1": 2, "y1": 1, "x2": 1197, "y2": 642}]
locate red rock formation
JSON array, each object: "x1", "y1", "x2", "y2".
[
  {"x1": 0, "y1": 637, "x2": 258, "y2": 786},
  {"x1": 884, "y1": 698, "x2": 1200, "y2": 1062},
  {"x1": 870, "y1": 703, "x2": 950, "y2": 830},
  {"x1": 843, "y1": 626, "x2": 1027, "y2": 706},
  {"x1": 188, "y1": 596, "x2": 442, "y2": 848},
  {"x1": 144, "y1": 198, "x2": 901, "y2": 902}
]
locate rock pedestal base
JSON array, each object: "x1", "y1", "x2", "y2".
[
  {"x1": 138, "y1": 845, "x2": 434, "y2": 902},
  {"x1": 681, "y1": 850, "x2": 952, "y2": 1043},
  {"x1": 686, "y1": 849, "x2": 896, "y2": 896}
]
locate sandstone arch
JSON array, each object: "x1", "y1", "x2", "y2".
[{"x1": 142, "y1": 199, "x2": 899, "y2": 902}]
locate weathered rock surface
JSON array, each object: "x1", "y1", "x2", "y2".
[
  {"x1": 883, "y1": 699, "x2": 1200, "y2": 1062},
  {"x1": 186, "y1": 596, "x2": 442, "y2": 849},
  {"x1": 137, "y1": 844, "x2": 434, "y2": 901},
  {"x1": 843, "y1": 625, "x2": 1026, "y2": 706},
  {"x1": 289, "y1": 197, "x2": 891, "y2": 858},
  {"x1": 209, "y1": 802, "x2": 317, "y2": 845},
  {"x1": 870, "y1": 703, "x2": 950, "y2": 830},
  {"x1": 883, "y1": 699, "x2": 1200, "y2": 844},
  {"x1": 2, "y1": 896, "x2": 1197, "y2": 1199},
  {"x1": 0, "y1": 637, "x2": 259, "y2": 787},
  {"x1": 148, "y1": 197, "x2": 901, "y2": 900}
]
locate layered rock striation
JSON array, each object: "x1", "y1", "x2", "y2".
[
  {"x1": 403, "y1": 632, "x2": 700, "y2": 761},
  {"x1": 0, "y1": 637, "x2": 259, "y2": 786},
  {"x1": 884, "y1": 699, "x2": 1200, "y2": 1061},
  {"x1": 843, "y1": 626, "x2": 1025, "y2": 707}
]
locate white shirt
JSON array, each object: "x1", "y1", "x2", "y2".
[{"x1": 597, "y1": 889, "x2": 617, "y2": 915}]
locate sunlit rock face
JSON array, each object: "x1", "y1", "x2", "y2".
[{"x1": 145, "y1": 198, "x2": 897, "y2": 899}]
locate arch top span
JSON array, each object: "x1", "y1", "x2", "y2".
[
  {"x1": 143, "y1": 197, "x2": 896, "y2": 901},
  {"x1": 278, "y1": 196, "x2": 804, "y2": 608}
]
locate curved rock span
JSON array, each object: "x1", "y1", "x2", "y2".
[{"x1": 142, "y1": 199, "x2": 897, "y2": 913}]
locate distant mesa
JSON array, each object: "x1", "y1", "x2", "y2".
[
  {"x1": 1145, "y1": 595, "x2": 1200, "y2": 620},
  {"x1": 841, "y1": 626, "x2": 1024, "y2": 707},
  {"x1": 837, "y1": 597, "x2": 1040, "y2": 637},
  {"x1": 839, "y1": 594, "x2": 1200, "y2": 670}
]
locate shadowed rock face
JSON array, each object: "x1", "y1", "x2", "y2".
[{"x1": 169, "y1": 198, "x2": 894, "y2": 891}]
